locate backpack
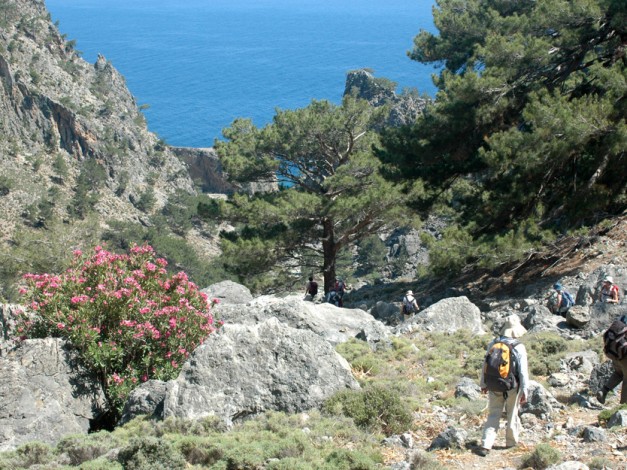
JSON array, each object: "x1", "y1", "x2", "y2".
[
  {"x1": 309, "y1": 281, "x2": 318, "y2": 296},
  {"x1": 483, "y1": 338, "x2": 520, "y2": 393},
  {"x1": 402, "y1": 296, "x2": 416, "y2": 314},
  {"x1": 603, "y1": 319, "x2": 627, "y2": 360},
  {"x1": 560, "y1": 291, "x2": 575, "y2": 309}
]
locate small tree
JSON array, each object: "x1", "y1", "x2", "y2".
[{"x1": 15, "y1": 244, "x2": 219, "y2": 414}]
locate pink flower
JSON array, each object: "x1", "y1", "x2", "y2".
[
  {"x1": 171, "y1": 361, "x2": 178, "y2": 369},
  {"x1": 73, "y1": 249, "x2": 83, "y2": 256},
  {"x1": 57, "y1": 322, "x2": 65, "y2": 329},
  {"x1": 141, "y1": 374, "x2": 148, "y2": 382}
]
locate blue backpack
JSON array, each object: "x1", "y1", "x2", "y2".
[{"x1": 561, "y1": 291, "x2": 575, "y2": 309}]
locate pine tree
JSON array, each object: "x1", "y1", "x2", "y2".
[
  {"x1": 378, "y1": 0, "x2": 626, "y2": 265},
  {"x1": 215, "y1": 96, "x2": 408, "y2": 293}
]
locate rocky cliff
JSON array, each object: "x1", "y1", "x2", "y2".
[{"x1": 0, "y1": 0, "x2": 202, "y2": 235}]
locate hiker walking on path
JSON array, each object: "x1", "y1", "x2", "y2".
[
  {"x1": 597, "y1": 315, "x2": 627, "y2": 404},
  {"x1": 401, "y1": 290, "x2": 419, "y2": 321},
  {"x1": 304, "y1": 276, "x2": 318, "y2": 301},
  {"x1": 547, "y1": 282, "x2": 574, "y2": 316},
  {"x1": 599, "y1": 276, "x2": 620, "y2": 304},
  {"x1": 475, "y1": 315, "x2": 529, "y2": 457}
]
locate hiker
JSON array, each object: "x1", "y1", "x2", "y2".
[
  {"x1": 599, "y1": 276, "x2": 620, "y2": 304},
  {"x1": 401, "y1": 290, "x2": 419, "y2": 321},
  {"x1": 597, "y1": 315, "x2": 627, "y2": 404},
  {"x1": 304, "y1": 276, "x2": 318, "y2": 301},
  {"x1": 475, "y1": 315, "x2": 529, "y2": 457},
  {"x1": 326, "y1": 289, "x2": 340, "y2": 307},
  {"x1": 547, "y1": 282, "x2": 574, "y2": 316},
  {"x1": 334, "y1": 278, "x2": 346, "y2": 307}
]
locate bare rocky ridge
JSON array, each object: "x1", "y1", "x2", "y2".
[{"x1": 0, "y1": 0, "x2": 215, "y2": 240}]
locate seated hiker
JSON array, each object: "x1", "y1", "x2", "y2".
[
  {"x1": 547, "y1": 282, "x2": 574, "y2": 316},
  {"x1": 326, "y1": 289, "x2": 340, "y2": 307},
  {"x1": 599, "y1": 276, "x2": 620, "y2": 304},
  {"x1": 334, "y1": 278, "x2": 346, "y2": 307}
]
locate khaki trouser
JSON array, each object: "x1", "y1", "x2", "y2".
[
  {"x1": 605, "y1": 357, "x2": 627, "y2": 404},
  {"x1": 481, "y1": 388, "x2": 522, "y2": 449}
]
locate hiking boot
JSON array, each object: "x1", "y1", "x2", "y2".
[
  {"x1": 596, "y1": 389, "x2": 607, "y2": 404},
  {"x1": 473, "y1": 447, "x2": 490, "y2": 457}
]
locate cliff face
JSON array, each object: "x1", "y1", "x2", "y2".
[{"x1": 0, "y1": 0, "x2": 196, "y2": 236}]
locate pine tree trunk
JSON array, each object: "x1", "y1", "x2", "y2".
[{"x1": 322, "y1": 218, "x2": 337, "y2": 294}]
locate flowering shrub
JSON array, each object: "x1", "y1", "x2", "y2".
[{"x1": 16, "y1": 244, "x2": 219, "y2": 413}]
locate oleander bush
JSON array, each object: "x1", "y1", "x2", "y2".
[{"x1": 15, "y1": 244, "x2": 219, "y2": 414}]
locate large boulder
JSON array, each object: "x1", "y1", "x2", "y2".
[
  {"x1": 370, "y1": 301, "x2": 402, "y2": 325},
  {"x1": 124, "y1": 318, "x2": 359, "y2": 426},
  {"x1": 213, "y1": 294, "x2": 386, "y2": 346},
  {"x1": 0, "y1": 338, "x2": 105, "y2": 451},
  {"x1": 394, "y1": 296, "x2": 485, "y2": 335},
  {"x1": 202, "y1": 280, "x2": 254, "y2": 305},
  {"x1": 522, "y1": 305, "x2": 563, "y2": 334}
]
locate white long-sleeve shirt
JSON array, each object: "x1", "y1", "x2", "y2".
[{"x1": 479, "y1": 337, "x2": 529, "y2": 397}]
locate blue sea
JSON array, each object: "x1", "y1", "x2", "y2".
[{"x1": 45, "y1": 0, "x2": 438, "y2": 148}]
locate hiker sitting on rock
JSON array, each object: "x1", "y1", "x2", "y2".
[
  {"x1": 599, "y1": 276, "x2": 620, "y2": 304},
  {"x1": 547, "y1": 282, "x2": 574, "y2": 316}
]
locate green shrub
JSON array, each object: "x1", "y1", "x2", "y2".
[
  {"x1": 175, "y1": 437, "x2": 224, "y2": 466},
  {"x1": 323, "y1": 385, "x2": 412, "y2": 435},
  {"x1": 409, "y1": 451, "x2": 446, "y2": 470},
  {"x1": 525, "y1": 333, "x2": 569, "y2": 376},
  {"x1": 72, "y1": 458, "x2": 123, "y2": 470},
  {"x1": 588, "y1": 456, "x2": 614, "y2": 470},
  {"x1": 56, "y1": 431, "x2": 121, "y2": 466},
  {"x1": 598, "y1": 403, "x2": 627, "y2": 427},
  {"x1": 15, "y1": 441, "x2": 54, "y2": 467},
  {"x1": 52, "y1": 153, "x2": 69, "y2": 178},
  {"x1": 118, "y1": 437, "x2": 186, "y2": 470},
  {"x1": 0, "y1": 175, "x2": 12, "y2": 196},
  {"x1": 135, "y1": 187, "x2": 156, "y2": 212},
  {"x1": 519, "y1": 443, "x2": 561, "y2": 469},
  {"x1": 323, "y1": 449, "x2": 380, "y2": 470}
]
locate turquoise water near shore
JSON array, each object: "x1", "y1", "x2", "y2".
[{"x1": 45, "y1": 0, "x2": 438, "y2": 147}]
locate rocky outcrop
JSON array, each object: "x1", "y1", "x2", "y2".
[
  {"x1": 171, "y1": 147, "x2": 234, "y2": 195},
  {"x1": 0, "y1": 0, "x2": 196, "y2": 235},
  {"x1": 212, "y1": 293, "x2": 386, "y2": 345},
  {"x1": 0, "y1": 338, "x2": 105, "y2": 451},
  {"x1": 123, "y1": 318, "x2": 359, "y2": 426},
  {"x1": 202, "y1": 280, "x2": 254, "y2": 305},
  {"x1": 394, "y1": 296, "x2": 485, "y2": 335},
  {"x1": 344, "y1": 69, "x2": 428, "y2": 127}
]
